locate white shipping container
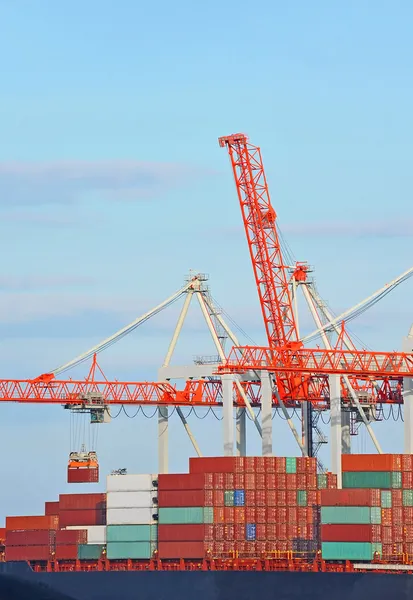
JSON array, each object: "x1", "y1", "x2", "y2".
[
  {"x1": 106, "y1": 507, "x2": 158, "y2": 526},
  {"x1": 107, "y1": 491, "x2": 158, "y2": 509},
  {"x1": 106, "y1": 474, "x2": 158, "y2": 492},
  {"x1": 66, "y1": 525, "x2": 107, "y2": 544}
]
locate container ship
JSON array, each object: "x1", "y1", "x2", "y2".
[{"x1": 2, "y1": 454, "x2": 413, "y2": 599}]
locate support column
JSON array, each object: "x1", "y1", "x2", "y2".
[
  {"x1": 329, "y1": 374, "x2": 342, "y2": 488},
  {"x1": 222, "y1": 374, "x2": 234, "y2": 456},
  {"x1": 236, "y1": 408, "x2": 246, "y2": 456},
  {"x1": 403, "y1": 327, "x2": 413, "y2": 454},
  {"x1": 341, "y1": 410, "x2": 351, "y2": 455},
  {"x1": 158, "y1": 406, "x2": 169, "y2": 474},
  {"x1": 261, "y1": 372, "x2": 273, "y2": 456}
]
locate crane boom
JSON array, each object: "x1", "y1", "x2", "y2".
[{"x1": 219, "y1": 134, "x2": 299, "y2": 350}]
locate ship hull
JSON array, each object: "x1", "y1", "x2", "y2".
[{"x1": 1, "y1": 562, "x2": 413, "y2": 600}]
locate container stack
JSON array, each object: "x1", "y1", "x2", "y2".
[
  {"x1": 58, "y1": 493, "x2": 106, "y2": 528},
  {"x1": 156, "y1": 456, "x2": 337, "y2": 559},
  {"x1": 320, "y1": 453, "x2": 413, "y2": 561},
  {"x1": 106, "y1": 473, "x2": 158, "y2": 559},
  {"x1": 4, "y1": 515, "x2": 59, "y2": 561}
]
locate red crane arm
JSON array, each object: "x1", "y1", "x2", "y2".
[{"x1": 219, "y1": 133, "x2": 299, "y2": 349}]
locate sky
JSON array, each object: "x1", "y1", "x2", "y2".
[{"x1": 0, "y1": 0, "x2": 412, "y2": 518}]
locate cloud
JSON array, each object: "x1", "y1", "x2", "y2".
[{"x1": 0, "y1": 160, "x2": 202, "y2": 207}]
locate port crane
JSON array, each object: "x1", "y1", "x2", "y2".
[{"x1": 0, "y1": 135, "x2": 412, "y2": 486}]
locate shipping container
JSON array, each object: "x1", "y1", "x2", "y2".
[
  {"x1": 158, "y1": 541, "x2": 204, "y2": 559},
  {"x1": 56, "y1": 529, "x2": 87, "y2": 546},
  {"x1": 317, "y1": 474, "x2": 327, "y2": 489},
  {"x1": 67, "y1": 467, "x2": 99, "y2": 484},
  {"x1": 157, "y1": 524, "x2": 204, "y2": 542},
  {"x1": 107, "y1": 491, "x2": 158, "y2": 509},
  {"x1": 246, "y1": 524, "x2": 256, "y2": 541},
  {"x1": 203, "y1": 507, "x2": 214, "y2": 524},
  {"x1": 189, "y1": 457, "x2": 236, "y2": 474},
  {"x1": 342, "y1": 471, "x2": 401, "y2": 489},
  {"x1": 403, "y1": 471, "x2": 413, "y2": 488},
  {"x1": 106, "y1": 541, "x2": 155, "y2": 559},
  {"x1": 45, "y1": 501, "x2": 59, "y2": 516},
  {"x1": 320, "y1": 489, "x2": 381, "y2": 507},
  {"x1": 6, "y1": 545, "x2": 53, "y2": 561},
  {"x1": 106, "y1": 507, "x2": 157, "y2": 526},
  {"x1": 224, "y1": 491, "x2": 234, "y2": 507},
  {"x1": 158, "y1": 507, "x2": 204, "y2": 525},
  {"x1": 321, "y1": 506, "x2": 381, "y2": 525},
  {"x1": 233, "y1": 490, "x2": 245, "y2": 506},
  {"x1": 286, "y1": 457, "x2": 297, "y2": 474},
  {"x1": 381, "y1": 491, "x2": 392, "y2": 508},
  {"x1": 107, "y1": 524, "x2": 157, "y2": 543},
  {"x1": 5, "y1": 515, "x2": 59, "y2": 531},
  {"x1": 0, "y1": 528, "x2": 5, "y2": 543},
  {"x1": 59, "y1": 509, "x2": 106, "y2": 528},
  {"x1": 59, "y1": 493, "x2": 106, "y2": 511},
  {"x1": 321, "y1": 524, "x2": 377, "y2": 542},
  {"x1": 342, "y1": 454, "x2": 401, "y2": 472},
  {"x1": 297, "y1": 491, "x2": 307, "y2": 507},
  {"x1": 322, "y1": 541, "x2": 382, "y2": 560},
  {"x1": 157, "y1": 473, "x2": 204, "y2": 491},
  {"x1": 106, "y1": 474, "x2": 157, "y2": 492},
  {"x1": 403, "y1": 490, "x2": 413, "y2": 507},
  {"x1": 77, "y1": 544, "x2": 105, "y2": 560},
  {"x1": 55, "y1": 545, "x2": 78, "y2": 560},
  {"x1": 402, "y1": 455, "x2": 413, "y2": 472},
  {"x1": 65, "y1": 525, "x2": 107, "y2": 544},
  {"x1": 6, "y1": 529, "x2": 55, "y2": 547}
]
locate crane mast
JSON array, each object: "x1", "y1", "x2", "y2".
[{"x1": 218, "y1": 134, "x2": 299, "y2": 350}]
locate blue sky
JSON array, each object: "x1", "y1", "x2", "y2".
[{"x1": 0, "y1": 0, "x2": 412, "y2": 518}]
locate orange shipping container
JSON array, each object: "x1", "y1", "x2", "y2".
[
  {"x1": 224, "y1": 507, "x2": 234, "y2": 523},
  {"x1": 5, "y1": 515, "x2": 58, "y2": 531},
  {"x1": 234, "y1": 473, "x2": 245, "y2": 489},
  {"x1": 266, "y1": 473, "x2": 277, "y2": 489},
  {"x1": 264, "y1": 457, "x2": 276, "y2": 473},
  {"x1": 224, "y1": 473, "x2": 234, "y2": 488},
  {"x1": 255, "y1": 457, "x2": 266, "y2": 473},
  {"x1": 267, "y1": 490, "x2": 276, "y2": 506},
  {"x1": 342, "y1": 453, "x2": 402, "y2": 472},
  {"x1": 256, "y1": 474, "x2": 266, "y2": 489},
  {"x1": 402, "y1": 455, "x2": 413, "y2": 472},
  {"x1": 234, "y1": 507, "x2": 245, "y2": 523}
]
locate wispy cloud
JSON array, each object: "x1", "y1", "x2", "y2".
[{"x1": 0, "y1": 160, "x2": 203, "y2": 207}]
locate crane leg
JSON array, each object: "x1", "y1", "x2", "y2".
[
  {"x1": 329, "y1": 374, "x2": 342, "y2": 488},
  {"x1": 341, "y1": 410, "x2": 351, "y2": 454},
  {"x1": 222, "y1": 374, "x2": 234, "y2": 456},
  {"x1": 158, "y1": 406, "x2": 169, "y2": 474},
  {"x1": 261, "y1": 371, "x2": 273, "y2": 456},
  {"x1": 236, "y1": 408, "x2": 246, "y2": 456}
]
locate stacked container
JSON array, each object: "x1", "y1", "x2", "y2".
[
  {"x1": 106, "y1": 474, "x2": 158, "y2": 559},
  {"x1": 59, "y1": 493, "x2": 106, "y2": 528},
  {"x1": 4, "y1": 515, "x2": 59, "y2": 561}
]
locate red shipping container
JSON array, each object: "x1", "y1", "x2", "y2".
[
  {"x1": 224, "y1": 473, "x2": 234, "y2": 488},
  {"x1": 59, "y1": 494, "x2": 105, "y2": 511},
  {"x1": 402, "y1": 455, "x2": 413, "y2": 472},
  {"x1": 245, "y1": 507, "x2": 255, "y2": 522},
  {"x1": 267, "y1": 523, "x2": 277, "y2": 540},
  {"x1": 392, "y1": 490, "x2": 403, "y2": 507},
  {"x1": 278, "y1": 491, "x2": 287, "y2": 506},
  {"x1": 297, "y1": 507, "x2": 307, "y2": 522},
  {"x1": 0, "y1": 528, "x2": 5, "y2": 543},
  {"x1": 287, "y1": 508, "x2": 297, "y2": 523},
  {"x1": 224, "y1": 525, "x2": 234, "y2": 541},
  {"x1": 55, "y1": 545, "x2": 80, "y2": 560},
  {"x1": 277, "y1": 474, "x2": 287, "y2": 489},
  {"x1": 255, "y1": 490, "x2": 266, "y2": 506},
  {"x1": 296, "y1": 457, "x2": 317, "y2": 474},
  {"x1": 235, "y1": 524, "x2": 244, "y2": 541},
  {"x1": 381, "y1": 509, "x2": 392, "y2": 526},
  {"x1": 405, "y1": 542, "x2": 413, "y2": 555},
  {"x1": 5, "y1": 545, "x2": 52, "y2": 561},
  {"x1": 320, "y1": 489, "x2": 381, "y2": 507},
  {"x1": 307, "y1": 474, "x2": 317, "y2": 490},
  {"x1": 265, "y1": 457, "x2": 276, "y2": 472},
  {"x1": 204, "y1": 490, "x2": 213, "y2": 507},
  {"x1": 393, "y1": 507, "x2": 403, "y2": 523},
  {"x1": 393, "y1": 525, "x2": 403, "y2": 543},
  {"x1": 6, "y1": 529, "x2": 55, "y2": 547},
  {"x1": 297, "y1": 522, "x2": 308, "y2": 539},
  {"x1": 213, "y1": 473, "x2": 224, "y2": 489},
  {"x1": 234, "y1": 507, "x2": 245, "y2": 523},
  {"x1": 277, "y1": 508, "x2": 287, "y2": 522},
  {"x1": 213, "y1": 490, "x2": 224, "y2": 506},
  {"x1": 287, "y1": 490, "x2": 297, "y2": 505},
  {"x1": 404, "y1": 525, "x2": 413, "y2": 542},
  {"x1": 255, "y1": 457, "x2": 265, "y2": 473},
  {"x1": 276, "y1": 457, "x2": 286, "y2": 473},
  {"x1": 382, "y1": 544, "x2": 393, "y2": 558},
  {"x1": 256, "y1": 474, "x2": 266, "y2": 490},
  {"x1": 189, "y1": 457, "x2": 236, "y2": 474},
  {"x1": 158, "y1": 473, "x2": 205, "y2": 490},
  {"x1": 404, "y1": 507, "x2": 413, "y2": 525},
  {"x1": 245, "y1": 473, "x2": 256, "y2": 490},
  {"x1": 286, "y1": 474, "x2": 297, "y2": 490},
  {"x1": 245, "y1": 490, "x2": 256, "y2": 505},
  {"x1": 158, "y1": 524, "x2": 205, "y2": 542},
  {"x1": 45, "y1": 502, "x2": 59, "y2": 516},
  {"x1": 56, "y1": 529, "x2": 87, "y2": 545},
  {"x1": 287, "y1": 523, "x2": 298, "y2": 538},
  {"x1": 326, "y1": 473, "x2": 337, "y2": 489},
  {"x1": 234, "y1": 457, "x2": 245, "y2": 473},
  {"x1": 204, "y1": 473, "x2": 214, "y2": 489},
  {"x1": 161, "y1": 541, "x2": 206, "y2": 559},
  {"x1": 245, "y1": 457, "x2": 256, "y2": 473},
  {"x1": 266, "y1": 473, "x2": 277, "y2": 489},
  {"x1": 224, "y1": 507, "x2": 234, "y2": 523},
  {"x1": 256, "y1": 507, "x2": 267, "y2": 523},
  {"x1": 342, "y1": 453, "x2": 401, "y2": 472},
  {"x1": 223, "y1": 541, "x2": 236, "y2": 554},
  {"x1": 158, "y1": 490, "x2": 205, "y2": 507},
  {"x1": 234, "y1": 473, "x2": 245, "y2": 489},
  {"x1": 59, "y1": 509, "x2": 105, "y2": 528},
  {"x1": 297, "y1": 473, "x2": 307, "y2": 489},
  {"x1": 256, "y1": 524, "x2": 266, "y2": 541},
  {"x1": 212, "y1": 541, "x2": 224, "y2": 555},
  {"x1": 267, "y1": 490, "x2": 277, "y2": 507},
  {"x1": 381, "y1": 526, "x2": 393, "y2": 544},
  {"x1": 307, "y1": 490, "x2": 318, "y2": 506},
  {"x1": 204, "y1": 524, "x2": 214, "y2": 541},
  {"x1": 256, "y1": 541, "x2": 267, "y2": 554},
  {"x1": 214, "y1": 524, "x2": 224, "y2": 540},
  {"x1": 68, "y1": 466, "x2": 99, "y2": 484},
  {"x1": 245, "y1": 541, "x2": 256, "y2": 555},
  {"x1": 214, "y1": 508, "x2": 224, "y2": 523},
  {"x1": 5, "y1": 516, "x2": 59, "y2": 531},
  {"x1": 403, "y1": 471, "x2": 413, "y2": 488}
]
